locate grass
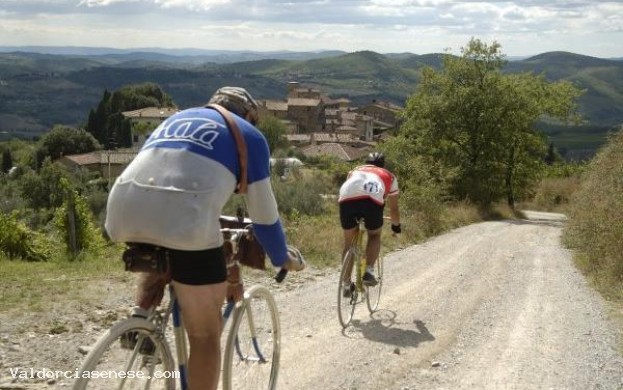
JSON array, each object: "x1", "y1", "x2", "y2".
[
  {"x1": 562, "y1": 129, "x2": 623, "y2": 302},
  {"x1": 520, "y1": 176, "x2": 582, "y2": 213},
  {"x1": 0, "y1": 245, "x2": 130, "y2": 312},
  {"x1": 1, "y1": 196, "x2": 523, "y2": 311}
]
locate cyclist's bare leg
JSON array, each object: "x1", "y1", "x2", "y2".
[
  {"x1": 342, "y1": 227, "x2": 359, "y2": 284},
  {"x1": 172, "y1": 280, "x2": 227, "y2": 390},
  {"x1": 135, "y1": 272, "x2": 168, "y2": 310},
  {"x1": 365, "y1": 227, "x2": 382, "y2": 268}
]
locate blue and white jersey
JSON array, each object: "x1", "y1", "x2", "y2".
[{"x1": 105, "y1": 107, "x2": 288, "y2": 266}]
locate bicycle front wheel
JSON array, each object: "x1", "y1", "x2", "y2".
[
  {"x1": 222, "y1": 285, "x2": 281, "y2": 390},
  {"x1": 73, "y1": 317, "x2": 176, "y2": 390},
  {"x1": 337, "y1": 247, "x2": 358, "y2": 328},
  {"x1": 366, "y1": 255, "x2": 383, "y2": 312}
]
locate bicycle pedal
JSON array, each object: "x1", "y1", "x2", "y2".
[
  {"x1": 342, "y1": 283, "x2": 355, "y2": 298},
  {"x1": 120, "y1": 331, "x2": 156, "y2": 356},
  {"x1": 138, "y1": 338, "x2": 156, "y2": 355},
  {"x1": 120, "y1": 331, "x2": 137, "y2": 350},
  {"x1": 142, "y1": 354, "x2": 162, "y2": 367}
]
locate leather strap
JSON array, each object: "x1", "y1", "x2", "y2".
[{"x1": 206, "y1": 104, "x2": 248, "y2": 194}]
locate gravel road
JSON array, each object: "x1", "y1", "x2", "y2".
[
  {"x1": 274, "y1": 211, "x2": 623, "y2": 390},
  {"x1": 1, "y1": 211, "x2": 622, "y2": 389}
]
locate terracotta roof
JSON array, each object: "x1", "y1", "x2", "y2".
[
  {"x1": 61, "y1": 152, "x2": 100, "y2": 165},
  {"x1": 122, "y1": 107, "x2": 178, "y2": 119},
  {"x1": 61, "y1": 151, "x2": 138, "y2": 166},
  {"x1": 287, "y1": 98, "x2": 321, "y2": 107},
  {"x1": 100, "y1": 151, "x2": 138, "y2": 164},
  {"x1": 262, "y1": 100, "x2": 288, "y2": 111},
  {"x1": 285, "y1": 134, "x2": 311, "y2": 142},
  {"x1": 363, "y1": 101, "x2": 403, "y2": 112},
  {"x1": 301, "y1": 143, "x2": 370, "y2": 161},
  {"x1": 312, "y1": 133, "x2": 357, "y2": 143}
]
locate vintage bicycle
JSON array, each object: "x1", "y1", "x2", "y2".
[
  {"x1": 73, "y1": 217, "x2": 294, "y2": 390},
  {"x1": 337, "y1": 218, "x2": 384, "y2": 328}
]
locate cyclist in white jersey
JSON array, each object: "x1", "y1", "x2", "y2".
[
  {"x1": 105, "y1": 86, "x2": 305, "y2": 390},
  {"x1": 338, "y1": 152, "x2": 401, "y2": 291}
]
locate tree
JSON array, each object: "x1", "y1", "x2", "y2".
[
  {"x1": 544, "y1": 142, "x2": 562, "y2": 165},
  {"x1": 257, "y1": 115, "x2": 288, "y2": 153},
  {"x1": 19, "y1": 159, "x2": 68, "y2": 210},
  {"x1": 35, "y1": 125, "x2": 101, "y2": 164},
  {"x1": 1, "y1": 148, "x2": 12, "y2": 173},
  {"x1": 85, "y1": 83, "x2": 175, "y2": 149},
  {"x1": 401, "y1": 38, "x2": 583, "y2": 207}
]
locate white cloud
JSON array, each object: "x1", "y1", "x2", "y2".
[
  {"x1": 78, "y1": 0, "x2": 139, "y2": 6},
  {"x1": 153, "y1": 0, "x2": 231, "y2": 10},
  {"x1": 0, "y1": 0, "x2": 622, "y2": 57}
]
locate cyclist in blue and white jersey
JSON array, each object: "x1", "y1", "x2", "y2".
[{"x1": 105, "y1": 86, "x2": 305, "y2": 390}]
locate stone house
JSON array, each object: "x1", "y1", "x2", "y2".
[
  {"x1": 59, "y1": 150, "x2": 138, "y2": 181},
  {"x1": 122, "y1": 107, "x2": 178, "y2": 147},
  {"x1": 353, "y1": 100, "x2": 403, "y2": 133}
]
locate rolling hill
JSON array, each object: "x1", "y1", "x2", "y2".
[{"x1": 0, "y1": 48, "x2": 621, "y2": 158}]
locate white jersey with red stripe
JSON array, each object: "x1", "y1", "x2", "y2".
[{"x1": 338, "y1": 165, "x2": 399, "y2": 205}]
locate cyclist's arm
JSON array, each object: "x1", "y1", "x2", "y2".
[
  {"x1": 245, "y1": 182, "x2": 288, "y2": 267},
  {"x1": 241, "y1": 125, "x2": 288, "y2": 267},
  {"x1": 387, "y1": 193, "x2": 400, "y2": 226}
]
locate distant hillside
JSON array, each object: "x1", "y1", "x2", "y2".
[
  {"x1": 0, "y1": 46, "x2": 347, "y2": 64},
  {"x1": 0, "y1": 49, "x2": 621, "y2": 158}
]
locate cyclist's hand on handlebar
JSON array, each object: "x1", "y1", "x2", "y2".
[{"x1": 283, "y1": 246, "x2": 306, "y2": 272}]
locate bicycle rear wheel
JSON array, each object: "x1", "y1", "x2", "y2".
[
  {"x1": 222, "y1": 285, "x2": 281, "y2": 390},
  {"x1": 73, "y1": 317, "x2": 176, "y2": 390},
  {"x1": 337, "y1": 247, "x2": 358, "y2": 328},
  {"x1": 366, "y1": 255, "x2": 383, "y2": 312}
]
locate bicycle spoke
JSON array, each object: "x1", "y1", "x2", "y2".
[
  {"x1": 223, "y1": 286, "x2": 280, "y2": 390},
  {"x1": 366, "y1": 255, "x2": 383, "y2": 312},
  {"x1": 73, "y1": 319, "x2": 176, "y2": 390}
]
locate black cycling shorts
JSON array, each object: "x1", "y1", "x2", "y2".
[
  {"x1": 168, "y1": 246, "x2": 227, "y2": 285},
  {"x1": 339, "y1": 198, "x2": 384, "y2": 231}
]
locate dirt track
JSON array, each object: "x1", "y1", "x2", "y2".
[
  {"x1": 1, "y1": 211, "x2": 622, "y2": 389},
  {"x1": 274, "y1": 211, "x2": 623, "y2": 390}
]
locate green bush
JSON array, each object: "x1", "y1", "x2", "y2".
[
  {"x1": 53, "y1": 178, "x2": 106, "y2": 256},
  {"x1": 0, "y1": 212, "x2": 50, "y2": 261},
  {"x1": 530, "y1": 176, "x2": 581, "y2": 212},
  {"x1": 271, "y1": 170, "x2": 333, "y2": 217},
  {"x1": 563, "y1": 129, "x2": 623, "y2": 299}
]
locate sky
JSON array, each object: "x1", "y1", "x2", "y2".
[{"x1": 0, "y1": 0, "x2": 622, "y2": 58}]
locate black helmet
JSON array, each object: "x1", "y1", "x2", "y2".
[
  {"x1": 207, "y1": 86, "x2": 259, "y2": 124},
  {"x1": 366, "y1": 152, "x2": 385, "y2": 168}
]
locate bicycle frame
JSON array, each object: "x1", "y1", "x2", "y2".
[
  {"x1": 343, "y1": 219, "x2": 367, "y2": 293},
  {"x1": 73, "y1": 223, "x2": 287, "y2": 390}
]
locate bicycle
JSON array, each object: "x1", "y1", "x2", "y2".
[
  {"x1": 73, "y1": 222, "x2": 290, "y2": 390},
  {"x1": 337, "y1": 218, "x2": 384, "y2": 328}
]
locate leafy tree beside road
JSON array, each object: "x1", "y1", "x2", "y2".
[{"x1": 398, "y1": 38, "x2": 583, "y2": 207}]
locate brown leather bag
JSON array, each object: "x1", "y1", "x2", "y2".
[{"x1": 219, "y1": 215, "x2": 266, "y2": 270}]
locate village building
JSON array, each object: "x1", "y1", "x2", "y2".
[
  {"x1": 121, "y1": 107, "x2": 178, "y2": 148},
  {"x1": 59, "y1": 150, "x2": 138, "y2": 181},
  {"x1": 60, "y1": 82, "x2": 400, "y2": 183}
]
